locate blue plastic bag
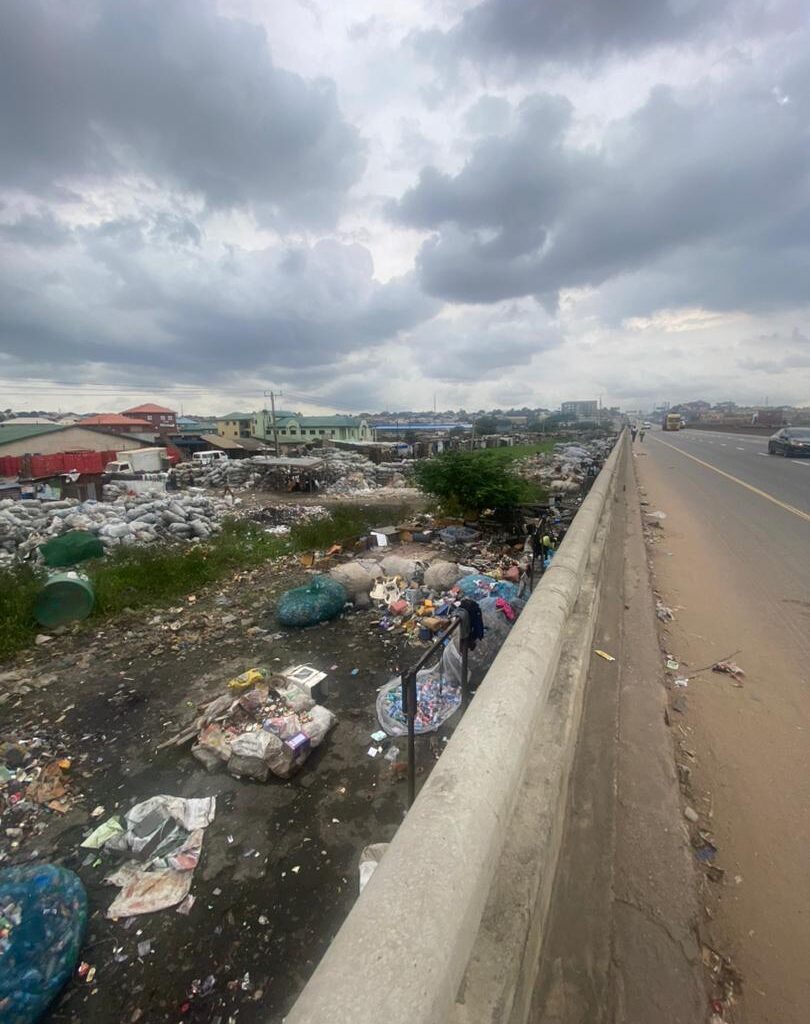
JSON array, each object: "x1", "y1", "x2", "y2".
[
  {"x1": 455, "y1": 573, "x2": 519, "y2": 603},
  {"x1": 0, "y1": 864, "x2": 87, "y2": 1024}
]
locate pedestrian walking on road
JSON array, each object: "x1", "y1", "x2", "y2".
[
  {"x1": 640, "y1": 428, "x2": 646, "y2": 442},
  {"x1": 631, "y1": 425, "x2": 638, "y2": 442}
]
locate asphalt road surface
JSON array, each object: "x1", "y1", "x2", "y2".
[{"x1": 637, "y1": 428, "x2": 810, "y2": 1024}]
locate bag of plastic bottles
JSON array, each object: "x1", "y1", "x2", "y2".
[
  {"x1": 277, "y1": 575, "x2": 347, "y2": 627},
  {"x1": 0, "y1": 863, "x2": 88, "y2": 1024},
  {"x1": 376, "y1": 642, "x2": 463, "y2": 736}
]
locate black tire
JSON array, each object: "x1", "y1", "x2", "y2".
[
  {"x1": 785, "y1": 446, "x2": 793, "y2": 457},
  {"x1": 768, "y1": 443, "x2": 775, "y2": 454}
]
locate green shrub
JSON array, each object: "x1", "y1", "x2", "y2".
[{"x1": 414, "y1": 450, "x2": 528, "y2": 516}]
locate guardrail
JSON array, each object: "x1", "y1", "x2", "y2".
[{"x1": 286, "y1": 432, "x2": 627, "y2": 1024}]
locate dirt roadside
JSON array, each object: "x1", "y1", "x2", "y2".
[{"x1": 636, "y1": 449, "x2": 810, "y2": 1024}]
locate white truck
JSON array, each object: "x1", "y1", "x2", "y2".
[{"x1": 104, "y1": 447, "x2": 170, "y2": 476}]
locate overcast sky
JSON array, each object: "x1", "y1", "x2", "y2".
[{"x1": 1, "y1": 0, "x2": 808, "y2": 415}]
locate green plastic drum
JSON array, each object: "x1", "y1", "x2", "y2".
[{"x1": 34, "y1": 573, "x2": 95, "y2": 628}]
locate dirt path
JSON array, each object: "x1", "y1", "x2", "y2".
[{"x1": 636, "y1": 445, "x2": 810, "y2": 1024}]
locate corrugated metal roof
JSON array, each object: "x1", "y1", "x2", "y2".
[
  {"x1": 276, "y1": 415, "x2": 364, "y2": 428},
  {"x1": 0, "y1": 424, "x2": 64, "y2": 444},
  {"x1": 216, "y1": 412, "x2": 254, "y2": 421},
  {"x1": 198, "y1": 433, "x2": 244, "y2": 450}
]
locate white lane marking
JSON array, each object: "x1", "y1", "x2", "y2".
[
  {"x1": 794, "y1": 461, "x2": 810, "y2": 468},
  {"x1": 720, "y1": 443, "x2": 727, "y2": 446},
  {"x1": 736, "y1": 447, "x2": 745, "y2": 451},
  {"x1": 758, "y1": 452, "x2": 770, "y2": 456}
]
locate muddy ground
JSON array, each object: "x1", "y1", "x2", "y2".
[{"x1": 1, "y1": 499, "x2": 471, "y2": 1024}]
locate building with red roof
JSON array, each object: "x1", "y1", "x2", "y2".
[
  {"x1": 121, "y1": 403, "x2": 177, "y2": 431},
  {"x1": 79, "y1": 413, "x2": 156, "y2": 435}
]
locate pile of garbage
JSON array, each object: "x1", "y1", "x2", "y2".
[
  {"x1": 515, "y1": 437, "x2": 614, "y2": 494},
  {"x1": 0, "y1": 490, "x2": 229, "y2": 565},
  {"x1": 315, "y1": 450, "x2": 411, "y2": 495},
  {"x1": 246, "y1": 503, "x2": 328, "y2": 532},
  {"x1": 1, "y1": 729, "x2": 81, "y2": 861},
  {"x1": 171, "y1": 449, "x2": 411, "y2": 494},
  {"x1": 181, "y1": 667, "x2": 337, "y2": 781}
]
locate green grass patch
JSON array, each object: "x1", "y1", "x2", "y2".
[
  {"x1": 0, "y1": 563, "x2": 46, "y2": 661},
  {"x1": 473, "y1": 441, "x2": 555, "y2": 464},
  {"x1": 89, "y1": 519, "x2": 287, "y2": 618}
]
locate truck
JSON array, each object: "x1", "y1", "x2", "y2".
[
  {"x1": 104, "y1": 447, "x2": 172, "y2": 476},
  {"x1": 663, "y1": 413, "x2": 683, "y2": 432}
]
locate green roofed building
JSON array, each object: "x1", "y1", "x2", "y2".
[{"x1": 254, "y1": 412, "x2": 371, "y2": 446}]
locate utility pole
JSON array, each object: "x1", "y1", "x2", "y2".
[{"x1": 263, "y1": 389, "x2": 282, "y2": 456}]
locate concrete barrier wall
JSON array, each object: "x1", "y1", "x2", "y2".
[{"x1": 286, "y1": 433, "x2": 628, "y2": 1024}]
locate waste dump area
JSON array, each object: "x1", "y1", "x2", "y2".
[
  {"x1": 0, "y1": 437, "x2": 613, "y2": 1024},
  {"x1": 174, "y1": 448, "x2": 411, "y2": 495},
  {"x1": 0, "y1": 491, "x2": 229, "y2": 566}
]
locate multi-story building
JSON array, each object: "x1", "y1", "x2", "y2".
[
  {"x1": 121, "y1": 403, "x2": 177, "y2": 431},
  {"x1": 260, "y1": 413, "x2": 372, "y2": 446},
  {"x1": 216, "y1": 412, "x2": 254, "y2": 440},
  {"x1": 561, "y1": 400, "x2": 599, "y2": 420}
]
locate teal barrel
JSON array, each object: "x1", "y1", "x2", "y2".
[{"x1": 34, "y1": 573, "x2": 95, "y2": 627}]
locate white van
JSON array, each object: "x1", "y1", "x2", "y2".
[{"x1": 192, "y1": 450, "x2": 229, "y2": 466}]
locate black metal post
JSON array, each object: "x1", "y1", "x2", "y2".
[
  {"x1": 401, "y1": 618, "x2": 464, "y2": 810},
  {"x1": 402, "y1": 668, "x2": 417, "y2": 808}
]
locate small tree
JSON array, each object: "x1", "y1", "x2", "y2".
[
  {"x1": 473, "y1": 415, "x2": 499, "y2": 436},
  {"x1": 414, "y1": 450, "x2": 526, "y2": 517}
]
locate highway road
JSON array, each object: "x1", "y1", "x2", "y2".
[{"x1": 637, "y1": 428, "x2": 810, "y2": 1024}]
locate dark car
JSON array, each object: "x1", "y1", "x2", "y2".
[{"x1": 767, "y1": 427, "x2": 810, "y2": 457}]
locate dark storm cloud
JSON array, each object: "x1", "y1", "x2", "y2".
[
  {"x1": 416, "y1": 0, "x2": 745, "y2": 70},
  {"x1": 0, "y1": 0, "x2": 364, "y2": 226},
  {"x1": 0, "y1": 213, "x2": 438, "y2": 384},
  {"x1": 389, "y1": 45, "x2": 810, "y2": 314}
]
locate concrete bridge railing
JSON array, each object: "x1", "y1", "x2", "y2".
[{"x1": 287, "y1": 431, "x2": 628, "y2": 1024}]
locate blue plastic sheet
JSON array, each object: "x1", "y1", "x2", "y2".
[{"x1": 0, "y1": 863, "x2": 88, "y2": 1024}]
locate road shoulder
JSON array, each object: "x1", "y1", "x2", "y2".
[{"x1": 532, "y1": 444, "x2": 706, "y2": 1023}]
